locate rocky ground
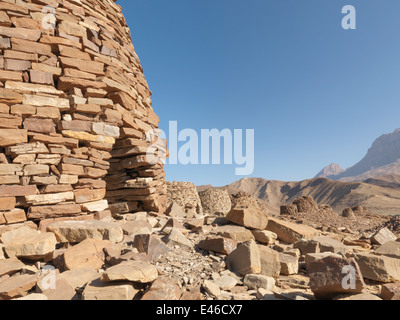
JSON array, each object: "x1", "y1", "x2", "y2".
[{"x1": 0, "y1": 182, "x2": 400, "y2": 300}]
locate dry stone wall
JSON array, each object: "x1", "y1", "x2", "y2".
[{"x1": 0, "y1": 0, "x2": 167, "y2": 228}]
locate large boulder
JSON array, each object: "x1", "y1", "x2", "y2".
[
  {"x1": 216, "y1": 225, "x2": 255, "y2": 242},
  {"x1": 294, "y1": 236, "x2": 350, "y2": 255},
  {"x1": 279, "y1": 253, "x2": 299, "y2": 275},
  {"x1": 308, "y1": 255, "x2": 365, "y2": 299},
  {"x1": 305, "y1": 253, "x2": 342, "y2": 271},
  {"x1": 56, "y1": 239, "x2": 111, "y2": 271},
  {"x1": 374, "y1": 241, "x2": 400, "y2": 259},
  {"x1": 226, "y1": 208, "x2": 268, "y2": 230},
  {"x1": 1, "y1": 226, "x2": 56, "y2": 260},
  {"x1": 251, "y1": 230, "x2": 277, "y2": 245},
  {"x1": 371, "y1": 228, "x2": 397, "y2": 246},
  {"x1": 198, "y1": 237, "x2": 237, "y2": 255},
  {"x1": 258, "y1": 245, "x2": 281, "y2": 278},
  {"x1": 226, "y1": 240, "x2": 261, "y2": 276},
  {"x1": 354, "y1": 253, "x2": 400, "y2": 283},
  {"x1": 266, "y1": 218, "x2": 319, "y2": 244}
]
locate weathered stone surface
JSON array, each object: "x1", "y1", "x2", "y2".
[
  {"x1": 58, "y1": 268, "x2": 99, "y2": 289},
  {"x1": 0, "y1": 185, "x2": 38, "y2": 198},
  {"x1": 83, "y1": 278, "x2": 141, "y2": 300},
  {"x1": 258, "y1": 245, "x2": 281, "y2": 278},
  {"x1": 101, "y1": 261, "x2": 158, "y2": 283},
  {"x1": 57, "y1": 239, "x2": 110, "y2": 271},
  {"x1": 166, "y1": 181, "x2": 202, "y2": 215},
  {"x1": 119, "y1": 220, "x2": 152, "y2": 236},
  {"x1": 294, "y1": 236, "x2": 350, "y2": 255},
  {"x1": 308, "y1": 255, "x2": 365, "y2": 299},
  {"x1": 28, "y1": 204, "x2": 82, "y2": 220},
  {"x1": 185, "y1": 217, "x2": 204, "y2": 230},
  {"x1": 108, "y1": 201, "x2": 139, "y2": 215},
  {"x1": 132, "y1": 234, "x2": 169, "y2": 262},
  {"x1": 23, "y1": 118, "x2": 55, "y2": 134},
  {"x1": 203, "y1": 280, "x2": 220, "y2": 298},
  {"x1": 0, "y1": 274, "x2": 37, "y2": 300},
  {"x1": 1, "y1": 226, "x2": 56, "y2": 259},
  {"x1": 74, "y1": 189, "x2": 106, "y2": 204},
  {"x1": 371, "y1": 227, "x2": 397, "y2": 245},
  {"x1": 243, "y1": 274, "x2": 275, "y2": 291},
  {"x1": 251, "y1": 230, "x2": 277, "y2": 245},
  {"x1": 0, "y1": 129, "x2": 27, "y2": 147},
  {"x1": 305, "y1": 253, "x2": 342, "y2": 271},
  {"x1": 226, "y1": 207, "x2": 268, "y2": 230},
  {"x1": 226, "y1": 240, "x2": 261, "y2": 276},
  {"x1": 41, "y1": 279, "x2": 77, "y2": 301},
  {"x1": 81, "y1": 200, "x2": 109, "y2": 212},
  {"x1": 47, "y1": 220, "x2": 123, "y2": 243},
  {"x1": 354, "y1": 253, "x2": 400, "y2": 283},
  {"x1": 0, "y1": 26, "x2": 41, "y2": 41},
  {"x1": 214, "y1": 274, "x2": 238, "y2": 291},
  {"x1": 374, "y1": 241, "x2": 400, "y2": 259},
  {"x1": 163, "y1": 228, "x2": 193, "y2": 249},
  {"x1": 166, "y1": 201, "x2": 186, "y2": 218},
  {"x1": 141, "y1": 277, "x2": 181, "y2": 300},
  {"x1": 23, "y1": 164, "x2": 49, "y2": 176},
  {"x1": 216, "y1": 225, "x2": 255, "y2": 242},
  {"x1": 0, "y1": 258, "x2": 25, "y2": 277},
  {"x1": 2, "y1": 209, "x2": 26, "y2": 224},
  {"x1": 279, "y1": 253, "x2": 299, "y2": 275},
  {"x1": 198, "y1": 237, "x2": 238, "y2": 255},
  {"x1": 160, "y1": 218, "x2": 185, "y2": 234},
  {"x1": 25, "y1": 192, "x2": 74, "y2": 206},
  {"x1": 381, "y1": 283, "x2": 400, "y2": 300},
  {"x1": 266, "y1": 218, "x2": 319, "y2": 244},
  {"x1": 180, "y1": 286, "x2": 203, "y2": 300}
]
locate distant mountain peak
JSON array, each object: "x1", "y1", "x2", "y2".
[
  {"x1": 316, "y1": 128, "x2": 400, "y2": 181},
  {"x1": 315, "y1": 163, "x2": 344, "y2": 178}
]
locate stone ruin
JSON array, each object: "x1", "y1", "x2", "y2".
[{"x1": 0, "y1": 0, "x2": 168, "y2": 229}]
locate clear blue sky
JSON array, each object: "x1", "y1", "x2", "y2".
[{"x1": 118, "y1": 0, "x2": 400, "y2": 186}]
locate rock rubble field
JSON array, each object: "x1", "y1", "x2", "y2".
[{"x1": 1, "y1": 182, "x2": 400, "y2": 300}]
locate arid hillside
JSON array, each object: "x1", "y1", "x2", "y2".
[{"x1": 201, "y1": 177, "x2": 400, "y2": 216}]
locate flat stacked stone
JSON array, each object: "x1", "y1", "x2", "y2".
[{"x1": 0, "y1": 0, "x2": 167, "y2": 228}]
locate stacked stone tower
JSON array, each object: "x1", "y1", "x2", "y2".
[{"x1": 0, "y1": 0, "x2": 167, "y2": 228}]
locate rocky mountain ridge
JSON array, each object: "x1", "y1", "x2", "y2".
[
  {"x1": 207, "y1": 177, "x2": 400, "y2": 216},
  {"x1": 317, "y1": 128, "x2": 400, "y2": 181}
]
